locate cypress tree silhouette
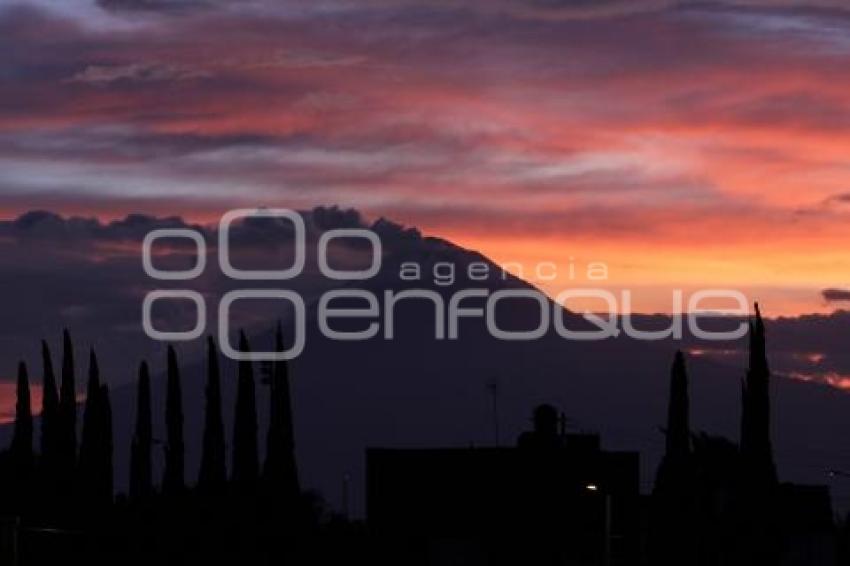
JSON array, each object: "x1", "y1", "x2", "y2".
[
  {"x1": 40, "y1": 340, "x2": 60, "y2": 494},
  {"x1": 130, "y1": 361, "x2": 153, "y2": 501},
  {"x1": 9, "y1": 361, "x2": 34, "y2": 514},
  {"x1": 198, "y1": 336, "x2": 227, "y2": 494},
  {"x1": 11, "y1": 361, "x2": 34, "y2": 480},
  {"x1": 740, "y1": 302, "x2": 777, "y2": 487},
  {"x1": 98, "y1": 384, "x2": 113, "y2": 506},
  {"x1": 664, "y1": 351, "x2": 690, "y2": 464},
  {"x1": 738, "y1": 303, "x2": 779, "y2": 564},
  {"x1": 263, "y1": 323, "x2": 300, "y2": 501},
  {"x1": 58, "y1": 329, "x2": 77, "y2": 495},
  {"x1": 162, "y1": 345, "x2": 185, "y2": 496},
  {"x1": 232, "y1": 331, "x2": 259, "y2": 494},
  {"x1": 650, "y1": 351, "x2": 696, "y2": 566},
  {"x1": 79, "y1": 349, "x2": 102, "y2": 502}
]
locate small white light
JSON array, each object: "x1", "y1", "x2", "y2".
[{"x1": 585, "y1": 484, "x2": 598, "y2": 491}]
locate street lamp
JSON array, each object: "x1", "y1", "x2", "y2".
[{"x1": 584, "y1": 483, "x2": 611, "y2": 566}]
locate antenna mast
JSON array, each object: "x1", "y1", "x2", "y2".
[{"x1": 486, "y1": 377, "x2": 500, "y2": 446}]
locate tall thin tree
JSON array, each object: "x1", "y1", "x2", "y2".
[
  {"x1": 9, "y1": 361, "x2": 33, "y2": 512},
  {"x1": 740, "y1": 302, "x2": 777, "y2": 487},
  {"x1": 650, "y1": 351, "x2": 696, "y2": 566},
  {"x1": 232, "y1": 331, "x2": 258, "y2": 494},
  {"x1": 40, "y1": 340, "x2": 60, "y2": 490},
  {"x1": 78, "y1": 349, "x2": 102, "y2": 501},
  {"x1": 653, "y1": 350, "x2": 694, "y2": 494},
  {"x1": 198, "y1": 337, "x2": 227, "y2": 494},
  {"x1": 666, "y1": 351, "x2": 690, "y2": 461},
  {"x1": 130, "y1": 361, "x2": 153, "y2": 500},
  {"x1": 263, "y1": 323, "x2": 300, "y2": 501},
  {"x1": 58, "y1": 329, "x2": 77, "y2": 494},
  {"x1": 738, "y1": 303, "x2": 779, "y2": 566},
  {"x1": 162, "y1": 345, "x2": 185, "y2": 496},
  {"x1": 98, "y1": 384, "x2": 113, "y2": 506},
  {"x1": 11, "y1": 361, "x2": 34, "y2": 478}
]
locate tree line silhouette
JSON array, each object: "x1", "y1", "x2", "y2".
[
  {"x1": 649, "y1": 303, "x2": 838, "y2": 566},
  {"x1": 0, "y1": 324, "x2": 314, "y2": 565},
  {"x1": 0, "y1": 304, "x2": 845, "y2": 565}
]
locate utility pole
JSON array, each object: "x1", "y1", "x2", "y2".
[
  {"x1": 342, "y1": 473, "x2": 351, "y2": 519},
  {"x1": 486, "y1": 377, "x2": 500, "y2": 446}
]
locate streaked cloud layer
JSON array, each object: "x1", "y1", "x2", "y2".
[{"x1": 2, "y1": 0, "x2": 850, "y2": 313}]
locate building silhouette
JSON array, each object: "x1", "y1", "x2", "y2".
[{"x1": 367, "y1": 404, "x2": 640, "y2": 566}]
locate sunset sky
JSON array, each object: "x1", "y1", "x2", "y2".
[{"x1": 2, "y1": 0, "x2": 850, "y2": 314}]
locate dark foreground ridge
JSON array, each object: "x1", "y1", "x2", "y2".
[{"x1": 0, "y1": 305, "x2": 846, "y2": 565}]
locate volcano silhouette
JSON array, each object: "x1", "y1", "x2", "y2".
[{"x1": 2, "y1": 212, "x2": 849, "y2": 518}]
